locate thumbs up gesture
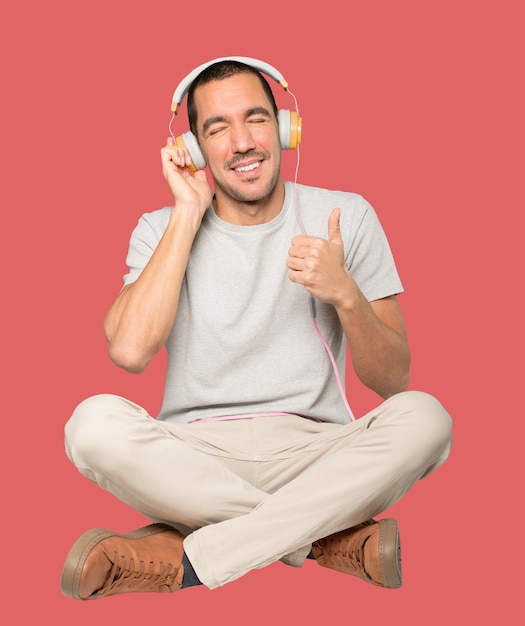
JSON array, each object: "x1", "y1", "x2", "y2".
[{"x1": 287, "y1": 207, "x2": 353, "y2": 306}]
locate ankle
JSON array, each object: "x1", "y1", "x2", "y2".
[{"x1": 181, "y1": 553, "x2": 202, "y2": 588}]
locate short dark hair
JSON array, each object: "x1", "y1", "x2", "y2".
[{"x1": 187, "y1": 60, "x2": 279, "y2": 137}]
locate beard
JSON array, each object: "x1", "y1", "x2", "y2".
[
  {"x1": 211, "y1": 150, "x2": 282, "y2": 203},
  {"x1": 217, "y1": 169, "x2": 281, "y2": 203}
]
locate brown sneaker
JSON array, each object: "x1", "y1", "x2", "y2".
[
  {"x1": 311, "y1": 518, "x2": 402, "y2": 588},
  {"x1": 60, "y1": 523, "x2": 185, "y2": 600}
]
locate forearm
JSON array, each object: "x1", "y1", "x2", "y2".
[
  {"x1": 104, "y1": 209, "x2": 199, "y2": 373},
  {"x1": 287, "y1": 207, "x2": 410, "y2": 397},
  {"x1": 335, "y1": 290, "x2": 410, "y2": 399}
]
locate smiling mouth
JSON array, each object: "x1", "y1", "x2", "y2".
[
  {"x1": 234, "y1": 161, "x2": 261, "y2": 173},
  {"x1": 227, "y1": 150, "x2": 269, "y2": 172}
]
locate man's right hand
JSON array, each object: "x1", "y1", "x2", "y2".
[
  {"x1": 160, "y1": 137, "x2": 212, "y2": 222},
  {"x1": 103, "y1": 139, "x2": 213, "y2": 373}
]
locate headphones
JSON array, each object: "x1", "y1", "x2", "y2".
[{"x1": 170, "y1": 56, "x2": 302, "y2": 171}]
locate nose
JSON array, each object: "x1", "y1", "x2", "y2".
[{"x1": 230, "y1": 122, "x2": 256, "y2": 153}]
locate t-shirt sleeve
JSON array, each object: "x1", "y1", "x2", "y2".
[
  {"x1": 344, "y1": 199, "x2": 404, "y2": 301},
  {"x1": 122, "y1": 209, "x2": 171, "y2": 286}
]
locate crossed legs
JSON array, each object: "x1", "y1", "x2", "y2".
[{"x1": 64, "y1": 391, "x2": 452, "y2": 590}]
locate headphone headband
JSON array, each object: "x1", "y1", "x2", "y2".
[{"x1": 170, "y1": 56, "x2": 289, "y2": 113}]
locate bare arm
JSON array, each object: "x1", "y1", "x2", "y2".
[
  {"x1": 286, "y1": 207, "x2": 410, "y2": 398},
  {"x1": 104, "y1": 140, "x2": 212, "y2": 373},
  {"x1": 335, "y1": 292, "x2": 410, "y2": 398}
]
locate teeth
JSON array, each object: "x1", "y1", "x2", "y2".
[{"x1": 235, "y1": 162, "x2": 260, "y2": 172}]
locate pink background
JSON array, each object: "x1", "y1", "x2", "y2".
[{"x1": 2, "y1": 0, "x2": 522, "y2": 623}]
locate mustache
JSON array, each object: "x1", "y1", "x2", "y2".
[{"x1": 225, "y1": 150, "x2": 270, "y2": 169}]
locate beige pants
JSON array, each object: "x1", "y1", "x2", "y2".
[{"x1": 64, "y1": 391, "x2": 452, "y2": 589}]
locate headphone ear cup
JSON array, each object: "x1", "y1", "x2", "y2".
[
  {"x1": 174, "y1": 132, "x2": 207, "y2": 171},
  {"x1": 278, "y1": 110, "x2": 302, "y2": 150}
]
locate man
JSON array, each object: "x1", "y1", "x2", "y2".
[{"x1": 61, "y1": 58, "x2": 452, "y2": 600}]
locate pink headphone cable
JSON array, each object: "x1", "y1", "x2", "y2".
[{"x1": 288, "y1": 90, "x2": 356, "y2": 422}]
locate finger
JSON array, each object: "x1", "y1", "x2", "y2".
[
  {"x1": 288, "y1": 244, "x2": 310, "y2": 259},
  {"x1": 287, "y1": 268, "x2": 304, "y2": 285},
  {"x1": 193, "y1": 169, "x2": 207, "y2": 182},
  {"x1": 291, "y1": 234, "x2": 315, "y2": 247},
  {"x1": 328, "y1": 207, "x2": 342, "y2": 245},
  {"x1": 286, "y1": 256, "x2": 304, "y2": 271},
  {"x1": 162, "y1": 145, "x2": 190, "y2": 168}
]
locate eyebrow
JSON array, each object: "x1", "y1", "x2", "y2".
[{"x1": 202, "y1": 107, "x2": 273, "y2": 135}]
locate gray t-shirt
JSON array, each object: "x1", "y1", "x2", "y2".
[{"x1": 123, "y1": 182, "x2": 403, "y2": 425}]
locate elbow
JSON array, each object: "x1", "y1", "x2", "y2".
[
  {"x1": 107, "y1": 341, "x2": 150, "y2": 374},
  {"x1": 397, "y1": 355, "x2": 411, "y2": 393},
  {"x1": 380, "y1": 379, "x2": 409, "y2": 401},
  {"x1": 104, "y1": 317, "x2": 154, "y2": 374},
  {"x1": 389, "y1": 372, "x2": 410, "y2": 398}
]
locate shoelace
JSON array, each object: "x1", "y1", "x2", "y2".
[
  {"x1": 324, "y1": 535, "x2": 366, "y2": 574},
  {"x1": 314, "y1": 531, "x2": 375, "y2": 583},
  {"x1": 97, "y1": 553, "x2": 179, "y2": 596}
]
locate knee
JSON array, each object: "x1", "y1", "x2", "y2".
[
  {"x1": 400, "y1": 390, "x2": 452, "y2": 432},
  {"x1": 64, "y1": 394, "x2": 127, "y2": 467},
  {"x1": 387, "y1": 390, "x2": 453, "y2": 464}
]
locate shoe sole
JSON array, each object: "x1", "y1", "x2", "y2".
[
  {"x1": 60, "y1": 523, "x2": 173, "y2": 600},
  {"x1": 378, "y1": 518, "x2": 402, "y2": 589}
]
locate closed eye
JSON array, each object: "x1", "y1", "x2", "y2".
[{"x1": 208, "y1": 126, "x2": 227, "y2": 136}]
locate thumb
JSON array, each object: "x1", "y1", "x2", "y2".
[{"x1": 328, "y1": 207, "x2": 343, "y2": 245}]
